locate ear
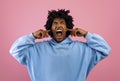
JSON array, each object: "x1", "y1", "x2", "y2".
[{"x1": 48, "y1": 30, "x2": 53, "y2": 37}]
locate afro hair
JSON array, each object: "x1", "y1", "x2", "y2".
[{"x1": 44, "y1": 9, "x2": 74, "y2": 37}]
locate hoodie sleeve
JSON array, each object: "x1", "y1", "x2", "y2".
[
  {"x1": 83, "y1": 32, "x2": 111, "y2": 76},
  {"x1": 9, "y1": 33, "x2": 36, "y2": 65},
  {"x1": 85, "y1": 32, "x2": 111, "y2": 65}
]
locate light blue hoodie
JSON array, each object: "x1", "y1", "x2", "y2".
[{"x1": 9, "y1": 32, "x2": 111, "y2": 81}]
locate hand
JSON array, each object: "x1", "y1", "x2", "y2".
[
  {"x1": 33, "y1": 29, "x2": 50, "y2": 39},
  {"x1": 67, "y1": 28, "x2": 88, "y2": 37}
]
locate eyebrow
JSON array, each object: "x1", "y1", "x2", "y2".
[
  {"x1": 53, "y1": 21, "x2": 57, "y2": 23},
  {"x1": 53, "y1": 20, "x2": 65, "y2": 22},
  {"x1": 60, "y1": 20, "x2": 65, "y2": 23}
]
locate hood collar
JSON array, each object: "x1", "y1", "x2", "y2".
[{"x1": 49, "y1": 37, "x2": 72, "y2": 45}]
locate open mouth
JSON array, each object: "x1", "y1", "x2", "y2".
[{"x1": 56, "y1": 29, "x2": 63, "y2": 37}]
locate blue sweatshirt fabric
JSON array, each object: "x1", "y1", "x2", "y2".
[{"x1": 9, "y1": 32, "x2": 111, "y2": 81}]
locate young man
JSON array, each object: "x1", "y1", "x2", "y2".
[{"x1": 9, "y1": 9, "x2": 111, "y2": 81}]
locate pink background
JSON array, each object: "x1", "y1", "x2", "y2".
[{"x1": 0, "y1": 0, "x2": 120, "y2": 81}]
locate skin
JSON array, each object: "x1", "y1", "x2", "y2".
[
  {"x1": 51, "y1": 18, "x2": 67, "y2": 42},
  {"x1": 33, "y1": 18, "x2": 88, "y2": 43}
]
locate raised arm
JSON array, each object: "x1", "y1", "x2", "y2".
[{"x1": 9, "y1": 29, "x2": 49, "y2": 65}]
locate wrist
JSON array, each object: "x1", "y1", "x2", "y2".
[
  {"x1": 32, "y1": 33, "x2": 37, "y2": 39},
  {"x1": 83, "y1": 31, "x2": 88, "y2": 38}
]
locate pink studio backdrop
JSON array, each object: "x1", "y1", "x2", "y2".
[{"x1": 0, "y1": 0, "x2": 120, "y2": 81}]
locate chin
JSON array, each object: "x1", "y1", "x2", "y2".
[
  {"x1": 55, "y1": 38, "x2": 64, "y2": 43},
  {"x1": 53, "y1": 35, "x2": 66, "y2": 43},
  {"x1": 56, "y1": 39, "x2": 63, "y2": 43}
]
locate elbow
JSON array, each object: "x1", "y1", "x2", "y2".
[
  {"x1": 107, "y1": 46, "x2": 111, "y2": 55},
  {"x1": 104, "y1": 45, "x2": 111, "y2": 56},
  {"x1": 9, "y1": 47, "x2": 17, "y2": 55},
  {"x1": 9, "y1": 48, "x2": 13, "y2": 55}
]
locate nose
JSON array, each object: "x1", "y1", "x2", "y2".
[
  {"x1": 56, "y1": 26, "x2": 63, "y2": 30},
  {"x1": 55, "y1": 24, "x2": 63, "y2": 30},
  {"x1": 57, "y1": 23, "x2": 62, "y2": 27}
]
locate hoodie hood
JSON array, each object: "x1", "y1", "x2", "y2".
[{"x1": 49, "y1": 37, "x2": 73, "y2": 45}]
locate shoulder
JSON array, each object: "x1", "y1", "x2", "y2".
[
  {"x1": 73, "y1": 40, "x2": 85, "y2": 45},
  {"x1": 71, "y1": 40, "x2": 88, "y2": 48},
  {"x1": 35, "y1": 40, "x2": 50, "y2": 45},
  {"x1": 32, "y1": 40, "x2": 50, "y2": 48}
]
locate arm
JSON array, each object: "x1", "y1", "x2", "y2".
[
  {"x1": 68, "y1": 28, "x2": 111, "y2": 55},
  {"x1": 70, "y1": 28, "x2": 111, "y2": 76},
  {"x1": 9, "y1": 33, "x2": 36, "y2": 65},
  {"x1": 84, "y1": 32, "x2": 111, "y2": 75},
  {"x1": 9, "y1": 29, "x2": 49, "y2": 65},
  {"x1": 85, "y1": 32, "x2": 111, "y2": 64},
  {"x1": 85, "y1": 32, "x2": 111, "y2": 56},
  {"x1": 68, "y1": 28, "x2": 111, "y2": 63}
]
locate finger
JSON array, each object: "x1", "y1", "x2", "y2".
[
  {"x1": 45, "y1": 31, "x2": 49, "y2": 37},
  {"x1": 67, "y1": 29, "x2": 73, "y2": 32},
  {"x1": 67, "y1": 29, "x2": 75, "y2": 36},
  {"x1": 39, "y1": 30, "x2": 45, "y2": 38},
  {"x1": 76, "y1": 31, "x2": 82, "y2": 36},
  {"x1": 43, "y1": 30, "x2": 47, "y2": 38},
  {"x1": 37, "y1": 32, "x2": 43, "y2": 39},
  {"x1": 45, "y1": 30, "x2": 50, "y2": 37},
  {"x1": 46, "y1": 30, "x2": 51, "y2": 33},
  {"x1": 46, "y1": 34, "x2": 49, "y2": 37}
]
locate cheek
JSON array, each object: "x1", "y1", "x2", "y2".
[
  {"x1": 63, "y1": 27, "x2": 67, "y2": 31},
  {"x1": 51, "y1": 28, "x2": 56, "y2": 35},
  {"x1": 51, "y1": 26, "x2": 56, "y2": 30}
]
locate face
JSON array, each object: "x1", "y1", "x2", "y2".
[{"x1": 51, "y1": 18, "x2": 67, "y2": 43}]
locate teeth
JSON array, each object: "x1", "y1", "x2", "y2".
[{"x1": 56, "y1": 30, "x2": 62, "y2": 32}]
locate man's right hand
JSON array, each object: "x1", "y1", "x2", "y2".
[{"x1": 33, "y1": 29, "x2": 50, "y2": 39}]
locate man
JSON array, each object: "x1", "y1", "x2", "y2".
[{"x1": 9, "y1": 9, "x2": 111, "y2": 81}]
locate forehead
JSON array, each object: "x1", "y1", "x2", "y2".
[{"x1": 53, "y1": 18, "x2": 65, "y2": 22}]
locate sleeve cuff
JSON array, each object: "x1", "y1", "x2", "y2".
[
  {"x1": 85, "y1": 32, "x2": 93, "y2": 40},
  {"x1": 28, "y1": 33, "x2": 36, "y2": 40}
]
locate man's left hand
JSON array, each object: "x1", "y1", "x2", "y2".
[{"x1": 67, "y1": 28, "x2": 88, "y2": 37}]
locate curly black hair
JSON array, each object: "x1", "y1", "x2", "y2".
[{"x1": 44, "y1": 9, "x2": 74, "y2": 37}]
